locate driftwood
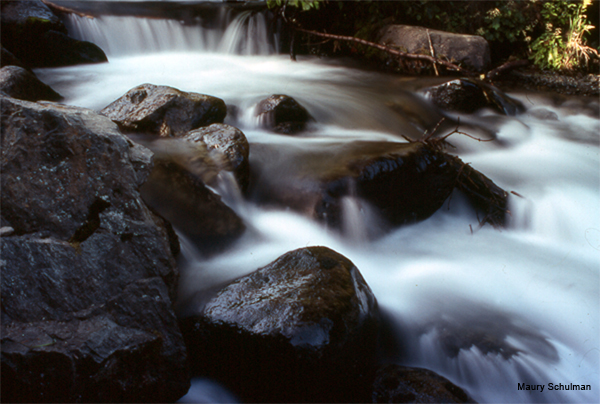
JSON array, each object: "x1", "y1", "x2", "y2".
[
  {"x1": 406, "y1": 121, "x2": 510, "y2": 228},
  {"x1": 446, "y1": 155, "x2": 509, "y2": 228}
]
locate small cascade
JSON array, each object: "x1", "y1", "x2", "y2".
[
  {"x1": 218, "y1": 11, "x2": 277, "y2": 55},
  {"x1": 63, "y1": 7, "x2": 278, "y2": 57}
]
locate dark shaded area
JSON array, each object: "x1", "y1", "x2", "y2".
[{"x1": 1, "y1": 0, "x2": 107, "y2": 68}]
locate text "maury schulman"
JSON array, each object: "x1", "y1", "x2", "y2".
[{"x1": 518, "y1": 383, "x2": 592, "y2": 392}]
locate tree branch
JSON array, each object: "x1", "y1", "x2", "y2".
[{"x1": 293, "y1": 26, "x2": 475, "y2": 76}]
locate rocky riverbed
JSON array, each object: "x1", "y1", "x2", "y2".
[{"x1": 2, "y1": 1, "x2": 598, "y2": 403}]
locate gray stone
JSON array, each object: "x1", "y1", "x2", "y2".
[
  {"x1": 378, "y1": 25, "x2": 491, "y2": 72},
  {"x1": 101, "y1": 83, "x2": 227, "y2": 137}
]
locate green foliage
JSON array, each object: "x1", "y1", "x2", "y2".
[
  {"x1": 266, "y1": 0, "x2": 321, "y2": 11},
  {"x1": 529, "y1": 0, "x2": 598, "y2": 71}
]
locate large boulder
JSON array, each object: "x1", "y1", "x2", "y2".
[
  {"x1": 372, "y1": 364, "x2": 472, "y2": 403},
  {"x1": 255, "y1": 94, "x2": 313, "y2": 134},
  {"x1": 183, "y1": 123, "x2": 250, "y2": 192},
  {"x1": 378, "y1": 25, "x2": 491, "y2": 72},
  {"x1": 248, "y1": 140, "x2": 457, "y2": 230},
  {"x1": 1, "y1": 95, "x2": 189, "y2": 402},
  {"x1": 180, "y1": 246, "x2": 380, "y2": 403},
  {"x1": 101, "y1": 84, "x2": 227, "y2": 137},
  {"x1": 0, "y1": 65, "x2": 62, "y2": 102},
  {"x1": 0, "y1": 0, "x2": 107, "y2": 67}
]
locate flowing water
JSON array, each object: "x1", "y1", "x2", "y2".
[{"x1": 35, "y1": 3, "x2": 599, "y2": 402}]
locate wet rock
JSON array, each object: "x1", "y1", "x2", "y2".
[
  {"x1": 140, "y1": 160, "x2": 245, "y2": 253},
  {"x1": 0, "y1": 0, "x2": 107, "y2": 67},
  {"x1": 378, "y1": 25, "x2": 490, "y2": 72},
  {"x1": 422, "y1": 78, "x2": 525, "y2": 115},
  {"x1": 372, "y1": 364, "x2": 472, "y2": 403},
  {"x1": 101, "y1": 83, "x2": 227, "y2": 137},
  {"x1": 180, "y1": 246, "x2": 380, "y2": 403},
  {"x1": 255, "y1": 94, "x2": 312, "y2": 134},
  {"x1": 0, "y1": 66, "x2": 62, "y2": 102},
  {"x1": 183, "y1": 123, "x2": 250, "y2": 192},
  {"x1": 248, "y1": 140, "x2": 457, "y2": 230},
  {"x1": 1, "y1": 95, "x2": 189, "y2": 402}
]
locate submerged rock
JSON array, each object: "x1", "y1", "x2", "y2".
[
  {"x1": 0, "y1": 0, "x2": 107, "y2": 67},
  {"x1": 372, "y1": 364, "x2": 472, "y2": 403},
  {"x1": 422, "y1": 78, "x2": 525, "y2": 115},
  {"x1": 249, "y1": 140, "x2": 457, "y2": 230},
  {"x1": 0, "y1": 65, "x2": 62, "y2": 102},
  {"x1": 180, "y1": 246, "x2": 380, "y2": 402},
  {"x1": 378, "y1": 25, "x2": 490, "y2": 72},
  {"x1": 255, "y1": 94, "x2": 313, "y2": 134},
  {"x1": 1, "y1": 95, "x2": 189, "y2": 402},
  {"x1": 101, "y1": 84, "x2": 227, "y2": 137}
]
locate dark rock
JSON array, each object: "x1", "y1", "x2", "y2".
[
  {"x1": 180, "y1": 246, "x2": 380, "y2": 403},
  {"x1": 255, "y1": 94, "x2": 312, "y2": 134},
  {"x1": 248, "y1": 140, "x2": 457, "y2": 230},
  {"x1": 183, "y1": 123, "x2": 250, "y2": 192},
  {"x1": 422, "y1": 78, "x2": 525, "y2": 115},
  {"x1": 372, "y1": 364, "x2": 473, "y2": 403},
  {"x1": 0, "y1": 0, "x2": 107, "y2": 67},
  {"x1": 37, "y1": 30, "x2": 108, "y2": 67},
  {"x1": 1, "y1": 95, "x2": 189, "y2": 402},
  {"x1": 0, "y1": 65, "x2": 62, "y2": 102},
  {"x1": 101, "y1": 83, "x2": 227, "y2": 137},
  {"x1": 378, "y1": 25, "x2": 491, "y2": 72},
  {"x1": 1, "y1": 46, "x2": 26, "y2": 68},
  {"x1": 140, "y1": 160, "x2": 245, "y2": 252}
]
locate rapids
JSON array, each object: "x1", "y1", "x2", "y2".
[{"x1": 34, "y1": 2, "x2": 599, "y2": 402}]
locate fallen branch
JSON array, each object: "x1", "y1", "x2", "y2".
[
  {"x1": 485, "y1": 59, "x2": 530, "y2": 81},
  {"x1": 447, "y1": 155, "x2": 509, "y2": 228},
  {"x1": 293, "y1": 26, "x2": 475, "y2": 76},
  {"x1": 404, "y1": 120, "x2": 510, "y2": 228},
  {"x1": 41, "y1": 0, "x2": 94, "y2": 18}
]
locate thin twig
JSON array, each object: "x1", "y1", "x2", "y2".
[{"x1": 426, "y1": 29, "x2": 439, "y2": 76}]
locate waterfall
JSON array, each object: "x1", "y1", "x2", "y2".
[{"x1": 63, "y1": 7, "x2": 278, "y2": 57}]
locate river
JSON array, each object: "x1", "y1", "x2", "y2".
[{"x1": 35, "y1": 2, "x2": 599, "y2": 403}]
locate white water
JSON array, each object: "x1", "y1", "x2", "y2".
[{"x1": 35, "y1": 6, "x2": 600, "y2": 403}]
